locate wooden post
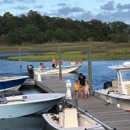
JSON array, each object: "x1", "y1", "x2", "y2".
[
  {"x1": 58, "y1": 45, "x2": 62, "y2": 80},
  {"x1": 18, "y1": 48, "x2": 22, "y2": 68},
  {"x1": 87, "y1": 46, "x2": 92, "y2": 95}
]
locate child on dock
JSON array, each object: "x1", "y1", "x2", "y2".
[
  {"x1": 73, "y1": 80, "x2": 79, "y2": 99},
  {"x1": 84, "y1": 81, "x2": 91, "y2": 100}
]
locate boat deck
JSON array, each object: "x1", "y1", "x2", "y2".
[{"x1": 36, "y1": 78, "x2": 130, "y2": 130}]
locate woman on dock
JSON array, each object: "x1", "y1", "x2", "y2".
[{"x1": 78, "y1": 73, "x2": 87, "y2": 99}]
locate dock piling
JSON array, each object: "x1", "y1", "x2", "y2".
[{"x1": 37, "y1": 69, "x2": 41, "y2": 81}]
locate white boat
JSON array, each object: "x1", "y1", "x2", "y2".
[
  {"x1": 42, "y1": 108, "x2": 105, "y2": 130},
  {"x1": 94, "y1": 62, "x2": 130, "y2": 112},
  {"x1": 0, "y1": 76, "x2": 29, "y2": 92},
  {"x1": 0, "y1": 93, "x2": 66, "y2": 119},
  {"x1": 27, "y1": 65, "x2": 81, "y2": 75}
]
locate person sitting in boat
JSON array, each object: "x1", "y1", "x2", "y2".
[
  {"x1": 56, "y1": 60, "x2": 63, "y2": 67},
  {"x1": 40, "y1": 62, "x2": 46, "y2": 68},
  {"x1": 52, "y1": 57, "x2": 56, "y2": 68}
]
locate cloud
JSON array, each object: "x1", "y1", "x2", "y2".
[
  {"x1": 57, "y1": 7, "x2": 84, "y2": 16},
  {"x1": 1, "y1": 0, "x2": 13, "y2": 4},
  {"x1": 57, "y1": 3, "x2": 67, "y2": 7},
  {"x1": 96, "y1": 0, "x2": 105, "y2": 2},
  {"x1": 17, "y1": 0, "x2": 36, "y2": 3},
  {"x1": 94, "y1": 9, "x2": 130, "y2": 23},
  {"x1": 11, "y1": 5, "x2": 29, "y2": 10},
  {"x1": 73, "y1": 11, "x2": 94, "y2": 21},
  {"x1": 116, "y1": 3, "x2": 130, "y2": 10},
  {"x1": 34, "y1": 5, "x2": 44, "y2": 9},
  {"x1": 101, "y1": 1, "x2": 115, "y2": 11}
]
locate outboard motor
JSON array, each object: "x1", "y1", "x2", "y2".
[
  {"x1": 57, "y1": 102, "x2": 64, "y2": 113},
  {"x1": 103, "y1": 81, "x2": 112, "y2": 89},
  {"x1": 27, "y1": 65, "x2": 34, "y2": 75}
]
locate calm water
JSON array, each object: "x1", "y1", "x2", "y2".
[{"x1": 0, "y1": 52, "x2": 130, "y2": 130}]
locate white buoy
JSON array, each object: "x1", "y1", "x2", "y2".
[{"x1": 66, "y1": 79, "x2": 72, "y2": 99}]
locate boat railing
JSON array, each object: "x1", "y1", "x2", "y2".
[{"x1": 0, "y1": 92, "x2": 7, "y2": 104}]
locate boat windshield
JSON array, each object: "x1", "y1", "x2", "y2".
[{"x1": 121, "y1": 71, "x2": 130, "y2": 81}]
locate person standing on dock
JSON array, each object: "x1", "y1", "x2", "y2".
[
  {"x1": 84, "y1": 81, "x2": 91, "y2": 100},
  {"x1": 73, "y1": 80, "x2": 79, "y2": 99},
  {"x1": 52, "y1": 57, "x2": 56, "y2": 68},
  {"x1": 78, "y1": 73, "x2": 87, "y2": 99}
]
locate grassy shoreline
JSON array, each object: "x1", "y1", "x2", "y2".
[{"x1": 1, "y1": 42, "x2": 130, "y2": 61}]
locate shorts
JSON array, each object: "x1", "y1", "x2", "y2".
[
  {"x1": 75, "y1": 90, "x2": 78, "y2": 92},
  {"x1": 85, "y1": 91, "x2": 89, "y2": 94},
  {"x1": 52, "y1": 64, "x2": 55, "y2": 68},
  {"x1": 79, "y1": 85, "x2": 85, "y2": 91}
]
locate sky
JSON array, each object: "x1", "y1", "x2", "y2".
[{"x1": 0, "y1": 0, "x2": 130, "y2": 24}]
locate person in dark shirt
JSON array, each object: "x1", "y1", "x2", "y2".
[{"x1": 78, "y1": 73, "x2": 87, "y2": 99}]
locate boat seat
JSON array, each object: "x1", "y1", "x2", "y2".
[
  {"x1": 108, "y1": 87, "x2": 118, "y2": 93},
  {"x1": 63, "y1": 108, "x2": 78, "y2": 128},
  {"x1": 112, "y1": 81, "x2": 118, "y2": 88},
  {"x1": 126, "y1": 84, "x2": 130, "y2": 95},
  {"x1": 108, "y1": 87, "x2": 114, "y2": 92},
  {"x1": 127, "y1": 89, "x2": 130, "y2": 95},
  {"x1": 126, "y1": 84, "x2": 130, "y2": 88},
  {"x1": 107, "y1": 81, "x2": 118, "y2": 92}
]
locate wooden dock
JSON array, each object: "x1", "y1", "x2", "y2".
[{"x1": 35, "y1": 79, "x2": 130, "y2": 130}]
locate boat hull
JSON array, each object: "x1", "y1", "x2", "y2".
[
  {"x1": 0, "y1": 93, "x2": 66, "y2": 119},
  {"x1": 33, "y1": 65, "x2": 81, "y2": 75},
  {"x1": 0, "y1": 76, "x2": 29, "y2": 92},
  {"x1": 94, "y1": 90, "x2": 130, "y2": 112}
]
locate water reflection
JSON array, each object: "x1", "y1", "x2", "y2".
[{"x1": 0, "y1": 115, "x2": 47, "y2": 130}]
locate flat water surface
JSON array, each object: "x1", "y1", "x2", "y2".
[{"x1": 0, "y1": 52, "x2": 130, "y2": 130}]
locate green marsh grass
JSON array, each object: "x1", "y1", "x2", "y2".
[{"x1": 2, "y1": 42, "x2": 130, "y2": 61}]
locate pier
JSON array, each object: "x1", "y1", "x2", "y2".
[{"x1": 32, "y1": 78, "x2": 130, "y2": 130}]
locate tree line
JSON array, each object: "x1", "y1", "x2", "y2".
[{"x1": 0, "y1": 10, "x2": 130, "y2": 45}]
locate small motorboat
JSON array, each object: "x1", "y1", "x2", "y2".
[
  {"x1": 94, "y1": 62, "x2": 130, "y2": 112},
  {"x1": 42, "y1": 107, "x2": 105, "y2": 130},
  {"x1": 0, "y1": 93, "x2": 66, "y2": 119},
  {"x1": 27, "y1": 64, "x2": 82, "y2": 75},
  {"x1": 0, "y1": 76, "x2": 29, "y2": 92}
]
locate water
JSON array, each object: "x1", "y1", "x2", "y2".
[
  {"x1": 0, "y1": 52, "x2": 44, "y2": 58},
  {"x1": 0, "y1": 52, "x2": 130, "y2": 130},
  {"x1": 0, "y1": 58, "x2": 128, "y2": 89},
  {"x1": 0, "y1": 115, "x2": 47, "y2": 130}
]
